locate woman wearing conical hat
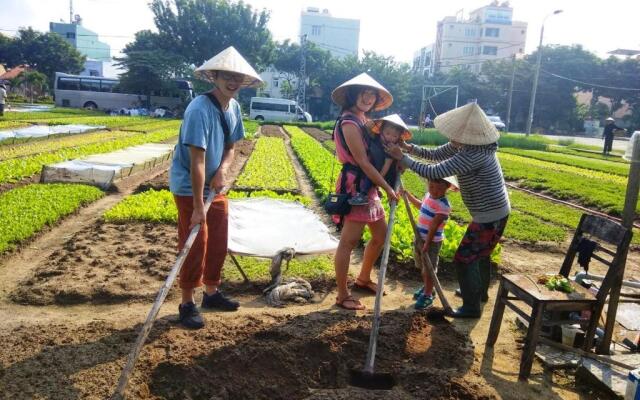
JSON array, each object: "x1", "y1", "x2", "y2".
[
  {"x1": 169, "y1": 46, "x2": 262, "y2": 329},
  {"x1": 330, "y1": 73, "x2": 398, "y2": 311},
  {"x1": 387, "y1": 102, "x2": 511, "y2": 318}
]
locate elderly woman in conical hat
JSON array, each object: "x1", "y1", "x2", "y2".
[
  {"x1": 330, "y1": 73, "x2": 398, "y2": 311},
  {"x1": 386, "y1": 102, "x2": 511, "y2": 318},
  {"x1": 169, "y1": 46, "x2": 262, "y2": 329}
]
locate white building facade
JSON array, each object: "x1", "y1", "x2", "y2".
[
  {"x1": 257, "y1": 66, "x2": 299, "y2": 99},
  {"x1": 423, "y1": 2, "x2": 527, "y2": 75},
  {"x1": 300, "y1": 7, "x2": 360, "y2": 59},
  {"x1": 412, "y1": 45, "x2": 434, "y2": 76}
]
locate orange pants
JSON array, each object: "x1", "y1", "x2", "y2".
[{"x1": 174, "y1": 194, "x2": 228, "y2": 290}]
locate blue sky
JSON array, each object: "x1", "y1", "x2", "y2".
[{"x1": 1, "y1": 0, "x2": 639, "y2": 63}]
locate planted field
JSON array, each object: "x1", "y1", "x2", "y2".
[
  {"x1": 0, "y1": 127, "x2": 178, "y2": 184},
  {"x1": 104, "y1": 189, "x2": 312, "y2": 224},
  {"x1": 0, "y1": 129, "x2": 139, "y2": 161},
  {"x1": 119, "y1": 119, "x2": 182, "y2": 133},
  {"x1": 286, "y1": 125, "x2": 340, "y2": 198},
  {"x1": 0, "y1": 183, "x2": 103, "y2": 253},
  {"x1": 501, "y1": 147, "x2": 630, "y2": 176},
  {"x1": 549, "y1": 145, "x2": 630, "y2": 164},
  {"x1": 234, "y1": 137, "x2": 298, "y2": 192},
  {"x1": 499, "y1": 152, "x2": 631, "y2": 215},
  {"x1": 228, "y1": 189, "x2": 311, "y2": 206},
  {"x1": 0, "y1": 121, "x2": 30, "y2": 130},
  {"x1": 243, "y1": 119, "x2": 259, "y2": 139}
]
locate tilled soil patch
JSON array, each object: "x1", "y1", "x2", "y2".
[
  {"x1": 301, "y1": 126, "x2": 332, "y2": 143},
  {"x1": 0, "y1": 311, "x2": 493, "y2": 400},
  {"x1": 10, "y1": 221, "x2": 178, "y2": 305},
  {"x1": 260, "y1": 124, "x2": 286, "y2": 138}
]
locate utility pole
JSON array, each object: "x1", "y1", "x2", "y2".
[
  {"x1": 296, "y1": 34, "x2": 307, "y2": 111},
  {"x1": 506, "y1": 55, "x2": 516, "y2": 133},
  {"x1": 70, "y1": 0, "x2": 74, "y2": 23},
  {"x1": 525, "y1": 9, "x2": 563, "y2": 136}
]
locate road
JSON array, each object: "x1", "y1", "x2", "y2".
[{"x1": 408, "y1": 125, "x2": 631, "y2": 153}]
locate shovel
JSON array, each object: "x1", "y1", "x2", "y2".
[
  {"x1": 399, "y1": 182, "x2": 454, "y2": 319},
  {"x1": 349, "y1": 176, "x2": 401, "y2": 390},
  {"x1": 112, "y1": 189, "x2": 219, "y2": 400}
]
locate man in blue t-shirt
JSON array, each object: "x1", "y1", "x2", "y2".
[{"x1": 169, "y1": 47, "x2": 262, "y2": 329}]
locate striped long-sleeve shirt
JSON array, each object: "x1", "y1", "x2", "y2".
[{"x1": 401, "y1": 142, "x2": 510, "y2": 223}]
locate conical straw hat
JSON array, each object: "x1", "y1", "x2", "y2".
[
  {"x1": 331, "y1": 73, "x2": 393, "y2": 111},
  {"x1": 368, "y1": 114, "x2": 412, "y2": 140},
  {"x1": 434, "y1": 103, "x2": 499, "y2": 145},
  {"x1": 195, "y1": 46, "x2": 263, "y2": 88},
  {"x1": 443, "y1": 175, "x2": 459, "y2": 191}
]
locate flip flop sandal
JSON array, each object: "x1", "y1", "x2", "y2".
[
  {"x1": 335, "y1": 295, "x2": 365, "y2": 310},
  {"x1": 353, "y1": 279, "x2": 386, "y2": 296}
]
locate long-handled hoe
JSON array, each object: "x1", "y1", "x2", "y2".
[
  {"x1": 349, "y1": 177, "x2": 400, "y2": 390},
  {"x1": 111, "y1": 190, "x2": 217, "y2": 400}
]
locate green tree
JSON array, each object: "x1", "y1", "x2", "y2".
[
  {"x1": 15, "y1": 70, "x2": 49, "y2": 103},
  {"x1": 149, "y1": 0, "x2": 274, "y2": 69},
  {"x1": 115, "y1": 30, "x2": 191, "y2": 107},
  {"x1": 0, "y1": 28, "x2": 85, "y2": 87}
]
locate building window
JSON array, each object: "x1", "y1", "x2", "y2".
[
  {"x1": 519, "y1": 48, "x2": 523, "y2": 53},
  {"x1": 448, "y1": 42, "x2": 452, "y2": 47},
  {"x1": 485, "y1": 28, "x2": 500, "y2": 37},
  {"x1": 66, "y1": 32, "x2": 76, "y2": 39},
  {"x1": 464, "y1": 28, "x2": 476, "y2": 37},
  {"x1": 463, "y1": 46, "x2": 475, "y2": 56},
  {"x1": 273, "y1": 79, "x2": 279, "y2": 88},
  {"x1": 521, "y1": 30, "x2": 525, "y2": 34},
  {"x1": 311, "y1": 25, "x2": 321, "y2": 35},
  {"x1": 482, "y1": 46, "x2": 498, "y2": 55}
]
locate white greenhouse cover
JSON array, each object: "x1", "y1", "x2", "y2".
[
  {"x1": 228, "y1": 198, "x2": 338, "y2": 258},
  {"x1": 41, "y1": 143, "x2": 174, "y2": 189},
  {"x1": 7, "y1": 105, "x2": 53, "y2": 112},
  {"x1": 0, "y1": 124, "x2": 105, "y2": 141}
]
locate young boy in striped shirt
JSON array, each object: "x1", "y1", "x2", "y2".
[{"x1": 404, "y1": 177, "x2": 456, "y2": 309}]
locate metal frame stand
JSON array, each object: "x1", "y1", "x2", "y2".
[
  {"x1": 229, "y1": 253, "x2": 251, "y2": 284},
  {"x1": 420, "y1": 85, "x2": 459, "y2": 128}
]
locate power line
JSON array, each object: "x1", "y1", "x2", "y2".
[{"x1": 542, "y1": 70, "x2": 640, "y2": 91}]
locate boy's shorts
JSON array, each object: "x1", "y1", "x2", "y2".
[{"x1": 413, "y1": 240, "x2": 443, "y2": 274}]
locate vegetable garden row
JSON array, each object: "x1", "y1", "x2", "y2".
[{"x1": 1, "y1": 108, "x2": 637, "y2": 265}]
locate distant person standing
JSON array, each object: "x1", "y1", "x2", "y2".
[
  {"x1": 0, "y1": 84, "x2": 7, "y2": 116},
  {"x1": 602, "y1": 117, "x2": 624, "y2": 155},
  {"x1": 424, "y1": 113, "x2": 433, "y2": 128}
]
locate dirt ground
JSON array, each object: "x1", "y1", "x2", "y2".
[
  {"x1": 301, "y1": 127, "x2": 332, "y2": 143},
  {"x1": 0, "y1": 126, "x2": 635, "y2": 399}
]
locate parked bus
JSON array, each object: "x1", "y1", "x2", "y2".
[
  {"x1": 53, "y1": 72, "x2": 194, "y2": 112},
  {"x1": 249, "y1": 97, "x2": 312, "y2": 122}
]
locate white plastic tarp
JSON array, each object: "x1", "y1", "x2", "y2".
[
  {"x1": 0, "y1": 124, "x2": 105, "y2": 141},
  {"x1": 41, "y1": 143, "x2": 174, "y2": 189},
  {"x1": 7, "y1": 105, "x2": 53, "y2": 112},
  {"x1": 228, "y1": 198, "x2": 338, "y2": 258}
]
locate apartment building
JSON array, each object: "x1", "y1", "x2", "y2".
[
  {"x1": 415, "y1": 2, "x2": 527, "y2": 75},
  {"x1": 300, "y1": 7, "x2": 360, "y2": 59}
]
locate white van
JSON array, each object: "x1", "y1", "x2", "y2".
[{"x1": 249, "y1": 97, "x2": 312, "y2": 122}]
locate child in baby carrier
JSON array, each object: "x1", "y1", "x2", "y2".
[{"x1": 348, "y1": 114, "x2": 411, "y2": 206}]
